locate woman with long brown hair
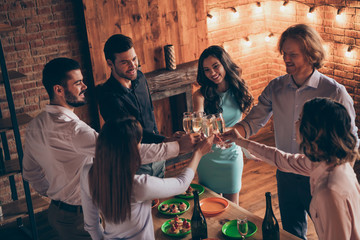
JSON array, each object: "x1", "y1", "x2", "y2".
[
  {"x1": 80, "y1": 117, "x2": 213, "y2": 240},
  {"x1": 193, "y1": 45, "x2": 253, "y2": 204}
]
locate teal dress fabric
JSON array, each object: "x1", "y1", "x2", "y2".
[{"x1": 197, "y1": 90, "x2": 243, "y2": 194}]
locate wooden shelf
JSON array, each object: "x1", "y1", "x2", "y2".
[
  {"x1": 0, "y1": 23, "x2": 17, "y2": 34},
  {"x1": 0, "y1": 71, "x2": 26, "y2": 83},
  {"x1": 0, "y1": 113, "x2": 33, "y2": 132},
  {"x1": 0, "y1": 194, "x2": 50, "y2": 226},
  {"x1": 0, "y1": 160, "x2": 20, "y2": 178}
]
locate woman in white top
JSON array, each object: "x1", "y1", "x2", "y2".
[
  {"x1": 222, "y1": 98, "x2": 360, "y2": 240},
  {"x1": 80, "y1": 117, "x2": 213, "y2": 240}
]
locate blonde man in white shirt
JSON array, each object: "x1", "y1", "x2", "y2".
[{"x1": 22, "y1": 58, "x2": 198, "y2": 240}]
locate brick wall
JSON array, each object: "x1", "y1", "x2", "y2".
[
  {"x1": 0, "y1": 0, "x2": 94, "y2": 203},
  {"x1": 205, "y1": 0, "x2": 360, "y2": 129}
]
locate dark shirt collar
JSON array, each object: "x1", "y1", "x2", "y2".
[{"x1": 108, "y1": 71, "x2": 141, "y2": 93}]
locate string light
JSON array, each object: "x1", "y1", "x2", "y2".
[
  {"x1": 255, "y1": 1, "x2": 263, "y2": 13},
  {"x1": 280, "y1": 0, "x2": 289, "y2": 12},
  {"x1": 307, "y1": 6, "x2": 315, "y2": 18},
  {"x1": 265, "y1": 33, "x2": 274, "y2": 42},
  {"x1": 243, "y1": 36, "x2": 252, "y2": 47},
  {"x1": 336, "y1": 6, "x2": 345, "y2": 21},
  {"x1": 345, "y1": 46, "x2": 354, "y2": 58},
  {"x1": 207, "y1": 1, "x2": 355, "y2": 60},
  {"x1": 230, "y1": 7, "x2": 240, "y2": 18}
]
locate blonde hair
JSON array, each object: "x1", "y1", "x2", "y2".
[{"x1": 278, "y1": 24, "x2": 325, "y2": 69}]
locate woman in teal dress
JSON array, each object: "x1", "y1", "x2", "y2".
[{"x1": 193, "y1": 45, "x2": 253, "y2": 204}]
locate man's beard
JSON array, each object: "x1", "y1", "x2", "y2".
[
  {"x1": 65, "y1": 89, "x2": 87, "y2": 107},
  {"x1": 115, "y1": 67, "x2": 137, "y2": 81}
]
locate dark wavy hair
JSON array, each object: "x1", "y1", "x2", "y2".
[
  {"x1": 278, "y1": 24, "x2": 325, "y2": 69},
  {"x1": 299, "y1": 98, "x2": 359, "y2": 165},
  {"x1": 88, "y1": 117, "x2": 142, "y2": 223},
  {"x1": 197, "y1": 45, "x2": 253, "y2": 114}
]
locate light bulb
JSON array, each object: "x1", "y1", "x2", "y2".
[
  {"x1": 336, "y1": 7, "x2": 345, "y2": 21},
  {"x1": 265, "y1": 33, "x2": 274, "y2": 42},
  {"x1": 280, "y1": 0, "x2": 289, "y2": 12},
  {"x1": 346, "y1": 46, "x2": 354, "y2": 58},
  {"x1": 307, "y1": 6, "x2": 315, "y2": 18},
  {"x1": 243, "y1": 37, "x2": 252, "y2": 47},
  {"x1": 255, "y1": 1, "x2": 262, "y2": 13}
]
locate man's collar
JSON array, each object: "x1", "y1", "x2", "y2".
[
  {"x1": 286, "y1": 69, "x2": 320, "y2": 89},
  {"x1": 45, "y1": 104, "x2": 79, "y2": 120},
  {"x1": 108, "y1": 71, "x2": 140, "y2": 92}
]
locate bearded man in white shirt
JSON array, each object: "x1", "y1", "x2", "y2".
[{"x1": 22, "y1": 58, "x2": 197, "y2": 240}]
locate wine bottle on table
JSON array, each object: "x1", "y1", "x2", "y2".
[
  {"x1": 262, "y1": 192, "x2": 280, "y2": 240},
  {"x1": 191, "y1": 190, "x2": 208, "y2": 240}
]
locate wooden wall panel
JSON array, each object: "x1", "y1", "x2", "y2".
[{"x1": 82, "y1": 0, "x2": 208, "y2": 85}]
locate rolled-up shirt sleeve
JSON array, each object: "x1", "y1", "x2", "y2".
[
  {"x1": 139, "y1": 142, "x2": 179, "y2": 165},
  {"x1": 22, "y1": 153, "x2": 49, "y2": 196}
]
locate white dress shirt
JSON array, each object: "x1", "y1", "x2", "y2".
[{"x1": 23, "y1": 105, "x2": 179, "y2": 205}]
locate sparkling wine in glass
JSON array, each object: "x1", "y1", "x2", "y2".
[
  {"x1": 202, "y1": 115, "x2": 215, "y2": 137},
  {"x1": 214, "y1": 113, "x2": 226, "y2": 149},
  {"x1": 237, "y1": 217, "x2": 248, "y2": 239},
  {"x1": 215, "y1": 113, "x2": 225, "y2": 133},
  {"x1": 182, "y1": 112, "x2": 193, "y2": 134},
  {"x1": 192, "y1": 112, "x2": 205, "y2": 133}
]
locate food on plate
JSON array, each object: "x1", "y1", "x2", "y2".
[
  {"x1": 151, "y1": 199, "x2": 158, "y2": 208},
  {"x1": 160, "y1": 202, "x2": 187, "y2": 213},
  {"x1": 167, "y1": 217, "x2": 191, "y2": 234},
  {"x1": 160, "y1": 204, "x2": 169, "y2": 212},
  {"x1": 179, "y1": 202, "x2": 187, "y2": 211},
  {"x1": 170, "y1": 216, "x2": 183, "y2": 225},
  {"x1": 184, "y1": 185, "x2": 194, "y2": 196}
]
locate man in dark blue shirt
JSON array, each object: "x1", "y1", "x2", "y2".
[{"x1": 97, "y1": 34, "x2": 180, "y2": 177}]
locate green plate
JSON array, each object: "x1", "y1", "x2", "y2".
[
  {"x1": 176, "y1": 184, "x2": 205, "y2": 199},
  {"x1": 158, "y1": 199, "x2": 190, "y2": 215},
  {"x1": 161, "y1": 218, "x2": 191, "y2": 237},
  {"x1": 222, "y1": 220, "x2": 257, "y2": 239}
]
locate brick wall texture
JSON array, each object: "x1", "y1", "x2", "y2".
[{"x1": 0, "y1": 0, "x2": 360, "y2": 203}]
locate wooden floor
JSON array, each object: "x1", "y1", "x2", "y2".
[{"x1": 0, "y1": 129, "x2": 322, "y2": 240}]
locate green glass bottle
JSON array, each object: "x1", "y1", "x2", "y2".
[
  {"x1": 262, "y1": 192, "x2": 280, "y2": 240},
  {"x1": 191, "y1": 190, "x2": 208, "y2": 240}
]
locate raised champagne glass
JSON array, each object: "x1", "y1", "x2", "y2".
[
  {"x1": 202, "y1": 114, "x2": 215, "y2": 137},
  {"x1": 214, "y1": 113, "x2": 226, "y2": 149},
  {"x1": 192, "y1": 112, "x2": 205, "y2": 133},
  {"x1": 182, "y1": 112, "x2": 193, "y2": 134}
]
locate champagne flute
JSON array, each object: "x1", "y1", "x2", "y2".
[
  {"x1": 182, "y1": 112, "x2": 193, "y2": 134},
  {"x1": 237, "y1": 217, "x2": 248, "y2": 239},
  {"x1": 213, "y1": 113, "x2": 226, "y2": 149},
  {"x1": 201, "y1": 115, "x2": 215, "y2": 137},
  {"x1": 192, "y1": 112, "x2": 205, "y2": 134}
]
